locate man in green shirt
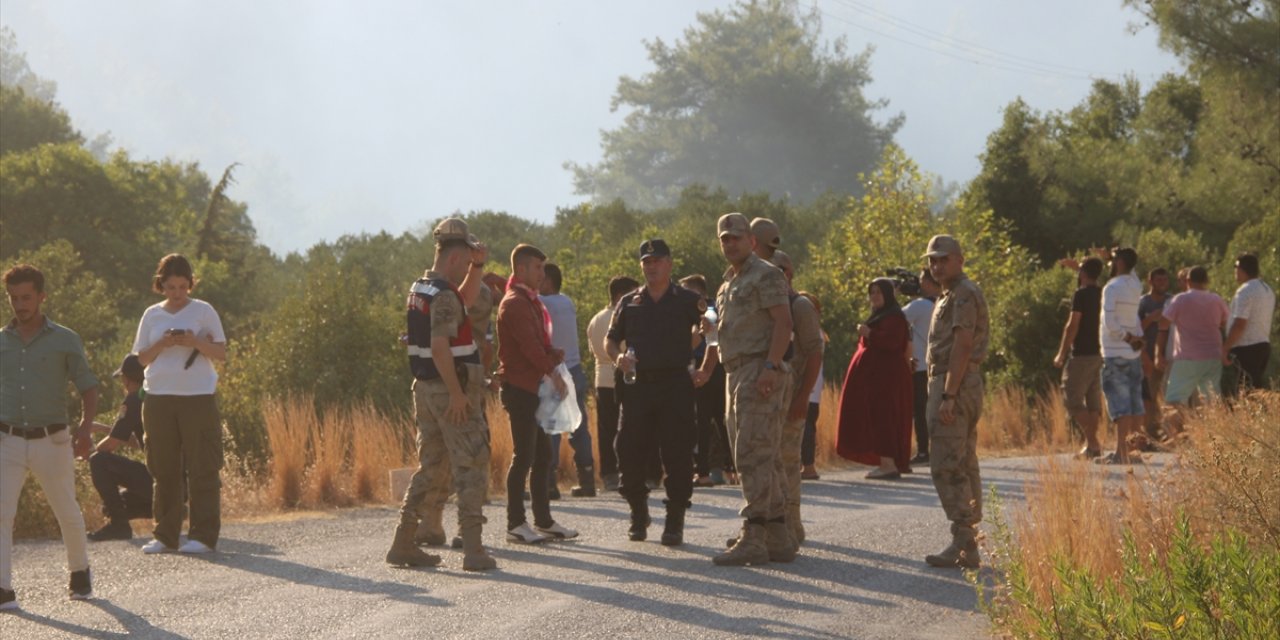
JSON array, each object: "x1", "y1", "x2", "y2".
[{"x1": 1, "y1": 264, "x2": 100, "y2": 608}]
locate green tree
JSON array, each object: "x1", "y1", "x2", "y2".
[
  {"x1": 568, "y1": 0, "x2": 900, "y2": 209},
  {"x1": 0, "y1": 85, "x2": 81, "y2": 155}
]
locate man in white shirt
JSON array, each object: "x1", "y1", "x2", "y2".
[
  {"x1": 1223, "y1": 253, "x2": 1275, "y2": 394},
  {"x1": 586, "y1": 276, "x2": 639, "y2": 492},
  {"x1": 901, "y1": 269, "x2": 939, "y2": 465},
  {"x1": 1098, "y1": 248, "x2": 1146, "y2": 465},
  {"x1": 540, "y1": 263, "x2": 596, "y2": 498}
]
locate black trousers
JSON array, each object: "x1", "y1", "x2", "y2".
[
  {"x1": 801, "y1": 401, "x2": 819, "y2": 466},
  {"x1": 500, "y1": 384, "x2": 553, "y2": 530},
  {"x1": 618, "y1": 374, "x2": 696, "y2": 505},
  {"x1": 89, "y1": 450, "x2": 153, "y2": 522},
  {"x1": 1229, "y1": 342, "x2": 1272, "y2": 396},
  {"x1": 692, "y1": 366, "x2": 727, "y2": 476},
  {"x1": 912, "y1": 370, "x2": 929, "y2": 455},
  {"x1": 595, "y1": 387, "x2": 621, "y2": 477}
]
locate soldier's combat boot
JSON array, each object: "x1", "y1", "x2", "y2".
[
  {"x1": 461, "y1": 524, "x2": 497, "y2": 572},
  {"x1": 660, "y1": 500, "x2": 687, "y2": 546},
  {"x1": 414, "y1": 509, "x2": 446, "y2": 546},
  {"x1": 926, "y1": 522, "x2": 980, "y2": 568},
  {"x1": 627, "y1": 495, "x2": 651, "y2": 541},
  {"x1": 571, "y1": 465, "x2": 597, "y2": 497},
  {"x1": 765, "y1": 516, "x2": 797, "y2": 563},
  {"x1": 713, "y1": 519, "x2": 769, "y2": 566},
  {"x1": 386, "y1": 522, "x2": 442, "y2": 567},
  {"x1": 788, "y1": 503, "x2": 805, "y2": 545}
]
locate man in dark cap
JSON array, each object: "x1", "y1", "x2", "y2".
[
  {"x1": 606, "y1": 239, "x2": 707, "y2": 546},
  {"x1": 84, "y1": 354, "x2": 154, "y2": 541}
]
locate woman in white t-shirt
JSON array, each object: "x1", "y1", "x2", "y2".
[{"x1": 132, "y1": 254, "x2": 227, "y2": 555}]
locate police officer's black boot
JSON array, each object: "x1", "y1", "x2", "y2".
[
  {"x1": 661, "y1": 500, "x2": 687, "y2": 546},
  {"x1": 627, "y1": 496, "x2": 650, "y2": 541}
]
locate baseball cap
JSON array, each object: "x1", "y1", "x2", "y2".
[
  {"x1": 638, "y1": 239, "x2": 671, "y2": 260},
  {"x1": 750, "y1": 218, "x2": 781, "y2": 249},
  {"x1": 922, "y1": 234, "x2": 962, "y2": 258},
  {"x1": 433, "y1": 218, "x2": 481, "y2": 249},
  {"x1": 717, "y1": 212, "x2": 750, "y2": 238},
  {"x1": 113, "y1": 354, "x2": 144, "y2": 383}
]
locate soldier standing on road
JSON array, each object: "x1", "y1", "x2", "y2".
[
  {"x1": 766, "y1": 251, "x2": 824, "y2": 546},
  {"x1": 387, "y1": 218, "x2": 496, "y2": 571},
  {"x1": 921, "y1": 235, "x2": 989, "y2": 569},
  {"x1": 710, "y1": 213, "x2": 795, "y2": 566},
  {"x1": 606, "y1": 240, "x2": 706, "y2": 546}
]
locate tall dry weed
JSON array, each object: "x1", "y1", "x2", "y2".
[
  {"x1": 305, "y1": 406, "x2": 353, "y2": 507},
  {"x1": 263, "y1": 395, "x2": 312, "y2": 508},
  {"x1": 351, "y1": 401, "x2": 414, "y2": 502},
  {"x1": 978, "y1": 385, "x2": 1073, "y2": 455}
]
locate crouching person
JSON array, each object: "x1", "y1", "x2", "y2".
[{"x1": 87, "y1": 354, "x2": 154, "y2": 541}]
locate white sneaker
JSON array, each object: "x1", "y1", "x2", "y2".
[
  {"x1": 506, "y1": 522, "x2": 548, "y2": 544},
  {"x1": 178, "y1": 539, "x2": 214, "y2": 554},
  {"x1": 534, "y1": 522, "x2": 579, "y2": 540},
  {"x1": 141, "y1": 539, "x2": 176, "y2": 554}
]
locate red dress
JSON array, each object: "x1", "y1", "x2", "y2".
[{"x1": 835, "y1": 313, "x2": 914, "y2": 471}]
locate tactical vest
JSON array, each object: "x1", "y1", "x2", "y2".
[{"x1": 406, "y1": 277, "x2": 480, "y2": 381}]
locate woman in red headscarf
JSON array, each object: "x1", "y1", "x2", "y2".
[{"x1": 836, "y1": 278, "x2": 914, "y2": 478}]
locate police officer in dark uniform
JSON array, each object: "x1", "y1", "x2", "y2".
[{"x1": 606, "y1": 239, "x2": 707, "y2": 546}]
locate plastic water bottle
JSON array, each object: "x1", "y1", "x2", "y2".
[
  {"x1": 704, "y1": 306, "x2": 720, "y2": 347},
  {"x1": 623, "y1": 348, "x2": 637, "y2": 385}
]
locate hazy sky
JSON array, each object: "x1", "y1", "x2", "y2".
[{"x1": 3, "y1": 1, "x2": 1182, "y2": 255}]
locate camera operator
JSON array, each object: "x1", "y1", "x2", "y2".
[{"x1": 895, "y1": 268, "x2": 940, "y2": 465}]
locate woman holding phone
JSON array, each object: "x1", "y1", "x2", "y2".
[{"x1": 132, "y1": 254, "x2": 227, "y2": 554}]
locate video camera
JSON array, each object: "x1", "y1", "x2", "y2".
[{"x1": 885, "y1": 267, "x2": 921, "y2": 297}]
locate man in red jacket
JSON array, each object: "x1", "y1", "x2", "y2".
[{"x1": 497, "y1": 244, "x2": 578, "y2": 544}]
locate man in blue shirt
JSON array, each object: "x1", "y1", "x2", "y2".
[
  {"x1": 540, "y1": 263, "x2": 596, "y2": 498},
  {"x1": 2, "y1": 264, "x2": 100, "y2": 608}
]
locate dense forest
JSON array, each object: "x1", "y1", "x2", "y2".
[{"x1": 2, "y1": 0, "x2": 1276, "y2": 466}]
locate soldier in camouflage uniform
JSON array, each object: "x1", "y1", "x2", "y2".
[
  {"x1": 415, "y1": 278, "x2": 497, "y2": 549},
  {"x1": 387, "y1": 218, "x2": 497, "y2": 572},
  {"x1": 711, "y1": 213, "x2": 795, "y2": 566},
  {"x1": 768, "y1": 251, "x2": 824, "y2": 545},
  {"x1": 922, "y1": 235, "x2": 989, "y2": 569}
]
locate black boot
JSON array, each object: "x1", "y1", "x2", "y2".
[
  {"x1": 627, "y1": 496, "x2": 650, "y2": 541},
  {"x1": 571, "y1": 465, "x2": 597, "y2": 497},
  {"x1": 661, "y1": 500, "x2": 687, "y2": 546}
]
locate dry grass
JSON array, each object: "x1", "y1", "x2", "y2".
[
  {"x1": 978, "y1": 385, "x2": 1074, "y2": 455},
  {"x1": 986, "y1": 391, "x2": 1280, "y2": 632}
]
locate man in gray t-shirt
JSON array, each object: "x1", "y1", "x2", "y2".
[
  {"x1": 901, "y1": 269, "x2": 939, "y2": 464},
  {"x1": 539, "y1": 263, "x2": 596, "y2": 498}
]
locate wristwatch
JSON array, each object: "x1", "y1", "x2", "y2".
[
  {"x1": 763, "y1": 361, "x2": 780, "y2": 371},
  {"x1": 942, "y1": 393, "x2": 955, "y2": 401}
]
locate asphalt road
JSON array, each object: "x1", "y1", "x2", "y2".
[{"x1": 4, "y1": 455, "x2": 1154, "y2": 640}]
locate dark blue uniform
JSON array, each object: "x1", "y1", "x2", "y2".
[{"x1": 607, "y1": 282, "x2": 705, "y2": 507}]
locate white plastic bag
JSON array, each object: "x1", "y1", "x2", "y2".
[{"x1": 535, "y1": 363, "x2": 582, "y2": 435}]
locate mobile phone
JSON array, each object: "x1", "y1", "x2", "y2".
[{"x1": 166, "y1": 328, "x2": 187, "y2": 336}]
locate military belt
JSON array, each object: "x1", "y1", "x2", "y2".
[
  {"x1": 721, "y1": 353, "x2": 767, "y2": 373},
  {"x1": 0, "y1": 422, "x2": 68, "y2": 440}
]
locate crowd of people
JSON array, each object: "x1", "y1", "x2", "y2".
[
  {"x1": 2, "y1": 215, "x2": 1272, "y2": 607},
  {"x1": 1053, "y1": 249, "x2": 1275, "y2": 464}
]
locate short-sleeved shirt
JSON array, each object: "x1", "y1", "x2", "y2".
[
  {"x1": 1163, "y1": 288, "x2": 1229, "y2": 361},
  {"x1": 1070, "y1": 285, "x2": 1102, "y2": 357},
  {"x1": 109, "y1": 390, "x2": 144, "y2": 447},
  {"x1": 1230, "y1": 278, "x2": 1276, "y2": 347},
  {"x1": 540, "y1": 293, "x2": 581, "y2": 368},
  {"x1": 607, "y1": 283, "x2": 704, "y2": 371},
  {"x1": 789, "y1": 295, "x2": 824, "y2": 387},
  {"x1": 715, "y1": 254, "x2": 791, "y2": 363},
  {"x1": 926, "y1": 273, "x2": 990, "y2": 374},
  {"x1": 132, "y1": 298, "x2": 226, "y2": 396},
  {"x1": 1137, "y1": 293, "x2": 1169, "y2": 358},
  {"x1": 902, "y1": 297, "x2": 935, "y2": 372},
  {"x1": 0, "y1": 317, "x2": 99, "y2": 427}
]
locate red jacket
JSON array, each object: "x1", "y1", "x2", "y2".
[{"x1": 497, "y1": 285, "x2": 562, "y2": 394}]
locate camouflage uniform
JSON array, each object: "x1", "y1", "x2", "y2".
[
  {"x1": 394, "y1": 271, "x2": 491, "y2": 564},
  {"x1": 716, "y1": 252, "x2": 791, "y2": 522},
  {"x1": 777, "y1": 294, "x2": 823, "y2": 543},
  {"x1": 925, "y1": 272, "x2": 989, "y2": 527}
]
